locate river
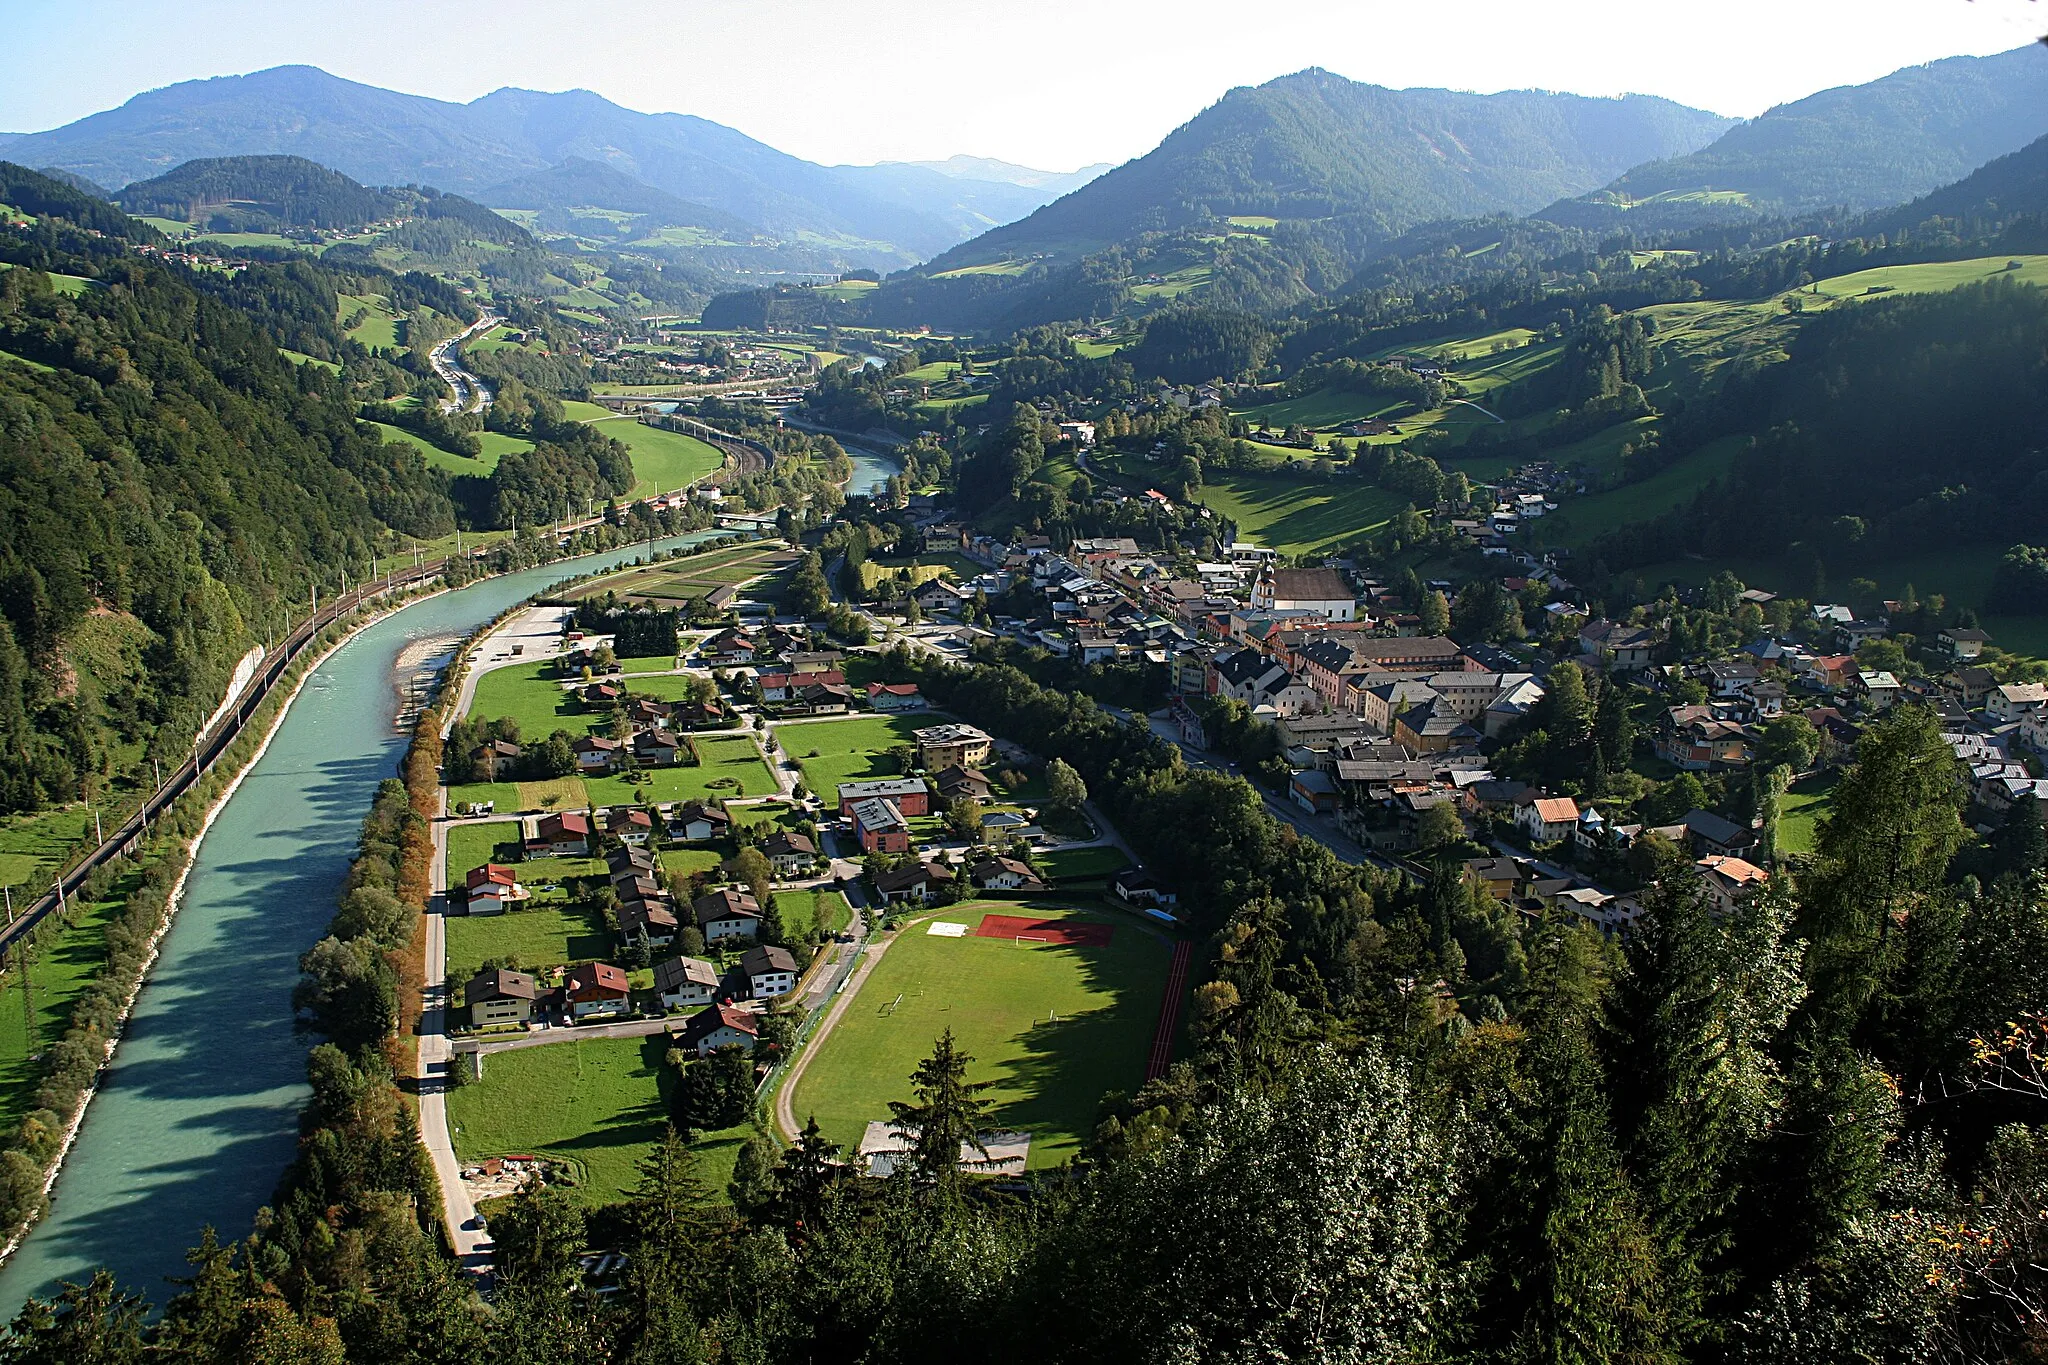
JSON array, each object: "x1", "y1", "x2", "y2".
[{"x1": 0, "y1": 531, "x2": 734, "y2": 1312}]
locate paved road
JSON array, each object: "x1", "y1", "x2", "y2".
[
  {"x1": 419, "y1": 791, "x2": 491, "y2": 1269},
  {"x1": 433, "y1": 313, "x2": 499, "y2": 414}
]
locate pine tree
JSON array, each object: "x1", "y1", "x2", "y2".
[
  {"x1": 1483, "y1": 916, "x2": 1673, "y2": 1364},
  {"x1": 1605, "y1": 871, "x2": 1803, "y2": 1345},
  {"x1": 889, "y1": 1029, "x2": 997, "y2": 1181}
]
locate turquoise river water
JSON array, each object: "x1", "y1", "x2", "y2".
[{"x1": 0, "y1": 531, "x2": 732, "y2": 1312}]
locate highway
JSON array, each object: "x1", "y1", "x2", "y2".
[{"x1": 433, "y1": 312, "x2": 499, "y2": 414}]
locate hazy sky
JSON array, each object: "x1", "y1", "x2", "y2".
[{"x1": 5, "y1": 0, "x2": 2042, "y2": 169}]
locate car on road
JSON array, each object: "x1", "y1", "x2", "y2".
[{"x1": 463, "y1": 1216, "x2": 486, "y2": 1231}]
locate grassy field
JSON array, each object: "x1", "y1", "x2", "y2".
[
  {"x1": 563, "y1": 544, "x2": 794, "y2": 607},
  {"x1": 785, "y1": 715, "x2": 934, "y2": 799},
  {"x1": 585, "y1": 736, "x2": 779, "y2": 805},
  {"x1": 447, "y1": 1035, "x2": 673, "y2": 1205},
  {"x1": 1179, "y1": 467, "x2": 1407, "y2": 557},
  {"x1": 446, "y1": 821, "x2": 525, "y2": 887},
  {"x1": 0, "y1": 870, "x2": 138, "y2": 1130},
  {"x1": 587, "y1": 419, "x2": 725, "y2": 498},
  {"x1": 466, "y1": 661, "x2": 594, "y2": 737},
  {"x1": 0, "y1": 807, "x2": 96, "y2": 894},
  {"x1": 445, "y1": 903, "x2": 613, "y2": 981},
  {"x1": 1805, "y1": 255, "x2": 2048, "y2": 305},
  {"x1": 789, "y1": 903, "x2": 1172, "y2": 1168},
  {"x1": 367, "y1": 421, "x2": 529, "y2": 477},
  {"x1": 774, "y1": 888, "x2": 852, "y2": 942},
  {"x1": 1039, "y1": 845, "x2": 1132, "y2": 883},
  {"x1": 338, "y1": 292, "x2": 399, "y2": 350},
  {"x1": 1536, "y1": 435, "x2": 1748, "y2": 549},
  {"x1": 1777, "y1": 771, "x2": 1840, "y2": 857}
]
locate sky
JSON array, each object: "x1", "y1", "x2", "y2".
[{"x1": 4, "y1": 0, "x2": 2043, "y2": 170}]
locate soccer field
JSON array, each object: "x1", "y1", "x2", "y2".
[{"x1": 788, "y1": 903, "x2": 1175, "y2": 1169}]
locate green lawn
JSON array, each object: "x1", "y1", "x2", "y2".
[
  {"x1": 1537, "y1": 435, "x2": 1747, "y2": 550},
  {"x1": 446, "y1": 821, "x2": 525, "y2": 888},
  {"x1": 584, "y1": 736, "x2": 778, "y2": 805},
  {"x1": 0, "y1": 807, "x2": 95, "y2": 893},
  {"x1": 367, "y1": 422, "x2": 516, "y2": 477},
  {"x1": 1039, "y1": 845, "x2": 1132, "y2": 883},
  {"x1": 338, "y1": 292, "x2": 399, "y2": 349},
  {"x1": 445, "y1": 902, "x2": 613, "y2": 981},
  {"x1": 789, "y1": 903, "x2": 1172, "y2": 1169},
  {"x1": 587, "y1": 419, "x2": 726, "y2": 498},
  {"x1": 1777, "y1": 771, "x2": 1840, "y2": 857},
  {"x1": 448, "y1": 1035, "x2": 674, "y2": 1206},
  {"x1": 0, "y1": 870, "x2": 139, "y2": 1130},
  {"x1": 1805, "y1": 255, "x2": 2048, "y2": 304},
  {"x1": 784, "y1": 715, "x2": 934, "y2": 800},
  {"x1": 446, "y1": 781, "x2": 527, "y2": 815},
  {"x1": 466, "y1": 661, "x2": 596, "y2": 738},
  {"x1": 620, "y1": 654, "x2": 679, "y2": 674},
  {"x1": 774, "y1": 888, "x2": 851, "y2": 942},
  {"x1": 1176, "y1": 468, "x2": 1408, "y2": 557}
]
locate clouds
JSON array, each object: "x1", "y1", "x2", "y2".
[{"x1": 4, "y1": 0, "x2": 2039, "y2": 169}]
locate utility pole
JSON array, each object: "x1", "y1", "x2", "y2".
[
  {"x1": 17, "y1": 938, "x2": 34, "y2": 1059},
  {"x1": 93, "y1": 808, "x2": 102, "y2": 846}
]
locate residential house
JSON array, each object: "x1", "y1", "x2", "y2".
[
  {"x1": 1518, "y1": 796, "x2": 1581, "y2": 844},
  {"x1": 572, "y1": 735, "x2": 621, "y2": 773},
  {"x1": 980, "y1": 809, "x2": 1041, "y2": 841},
  {"x1": 837, "y1": 777, "x2": 931, "y2": 817},
  {"x1": 1578, "y1": 620, "x2": 1661, "y2": 670},
  {"x1": 471, "y1": 739, "x2": 522, "y2": 780},
  {"x1": 1463, "y1": 856, "x2": 1522, "y2": 900},
  {"x1": 1802, "y1": 655, "x2": 1857, "y2": 690},
  {"x1": 1940, "y1": 627, "x2": 1991, "y2": 660},
  {"x1": 1484, "y1": 677, "x2": 1547, "y2": 736},
  {"x1": 1356, "y1": 677, "x2": 1443, "y2": 734},
  {"x1": 618, "y1": 899, "x2": 679, "y2": 947},
  {"x1": 761, "y1": 830, "x2": 817, "y2": 877},
  {"x1": 693, "y1": 887, "x2": 764, "y2": 941},
  {"x1": 653, "y1": 956, "x2": 721, "y2": 1012},
  {"x1": 1656, "y1": 714, "x2": 1755, "y2": 770},
  {"x1": 913, "y1": 579, "x2": 972, "y2": 616},
  {"x1": 867, "y1": 682, "x2": 926, "y2": 712},
  {"x1": 914, "y1": 724, "x2": 992, "y2": 770},
  {"x1": 667, "y1": 800, "x2": 730, "y2": 842},
  {"x1": 1394, "y1": 702, "x2": 1482, "y2": 754},
  {"x1": 466, "y1": 969, "x2": 536, "y2": 1028},
  {"x1": 789, "y1": 682, "x2": 854, "y2": 715},
  {"x1": 743, "y1": 944, "x2": 800, "y2": 1000},
  {"x1": 1291, "y1": 768, "x2": 1342, "y2": 814},
  {"x1": 676, "y1": 1002, "x2": 759, "y2": 1056},
  {"x1": 565, "y1": 962, "x2": 632, "y2": 1021},
  {"x1": 1110, "y1": 868, "x2": 1179, "y2": 911},
  {"x1": 933, "y1": 765, "x2": 993, "y2": 802},
  {"x1": 873, "y1": 860, "x2": 955, "y2": 904},
  {"x1": 1212, "y1": 648, "x2": 1296, "y2": 707},
  {"x1": 1682, "y1": 809, "x2": 1758, "y2": 860},
  {"x1": 525, "y1": 811, "x2": 592, "y2": 858},
  {"x1": 1990, "y1": 683, "x2": 2048, "y2": 724},
  {"x1": 758, "y1": 669, "x2": 845, "y2": 702},
  {"x1": 1856, "y1": 671, "x2": 1902, "y2": 710},
  {"x1": 1249, "y1": 566, "x2": 1356, "y2": 621},
  {"x1": 632, "y1": 729, "x2": 686, "y2": 767},
  {"x1": 851, "y1": 797, "x2": 911, "y2": 854},
  {"x1": 1949, "y1": 666, "x2": 1999, "y2": 708},
  {"x1": 1697, "y1": 855, "x2": 1770, "y2": 913},
  {"x1": 969, "y1": 856, "x2": 1043, "y2": 891},
  {"x1": 464, "y1": 864, "x2": 523, "y2": 916},
  {"x1": 605, "y1": 807, "x2": 654, "y2": 845}
]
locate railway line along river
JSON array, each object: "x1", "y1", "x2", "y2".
[{"x1": 0, "y1": 531, "x2": 731, "y2": 1313}]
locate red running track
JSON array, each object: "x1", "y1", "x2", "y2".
[{"x1": 1145, "y1": 940, "x2": 1194, "y2": 1081}]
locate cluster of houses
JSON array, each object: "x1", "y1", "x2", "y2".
[
  {"x1": 822, "y1": 722, "x2": 1058, "y2": 903},
  {"x1": 457, "y1": 842, "x2": 808, "y2": 1051}
]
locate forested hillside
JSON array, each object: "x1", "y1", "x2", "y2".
[
  {"x1": 0, "y1": 164, "x2": 652, "y2": 813},
  {"x1": 1545, "y1": 43, "x2": 2048, "y2": 229},
  {"x1": 116, "y1": 154, "x2": 403, "y2": 230},
  {"x1": 927, "y1": 70, "x2": 1732, "y2": 269}
]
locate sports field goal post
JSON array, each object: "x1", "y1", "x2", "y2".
[
  {"x1": 882, "y1": 991, "x2": 904, "y2": 1016},
  {"x1": 1015, "y1": 935, "x2": 1049, "y2": 946}
]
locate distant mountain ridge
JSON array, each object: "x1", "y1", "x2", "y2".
[
  {"x1": 1541, "y1": 44, "x2": 2048, "y2": 228},
  {"x1": 924, "y1": 71, "x2": 1736, "y2": 270},
  {"x1": 479, "y1": 157, "x2": 764, "y2": 240},
  {"x1": 903, "y1": 155, "x2": 1113, "y2": 194},
  {"x1": 0, "y1": 66, "x2": 1006, "y2": 265}
]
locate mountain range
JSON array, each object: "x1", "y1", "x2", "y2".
[
  {"x1": 922, "y1": 73, "x2": 1737, "y2": 271},
  {"x1": 1538, "y1": 44, "x2": 2048, "y2": 228},
  {"x1": 0, "y1": 65, "x2": 1105, "y2": 269}
]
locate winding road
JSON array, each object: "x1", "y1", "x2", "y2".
[{"x1": 433, "y1": 313, "x2": 499, "y2": 415}]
